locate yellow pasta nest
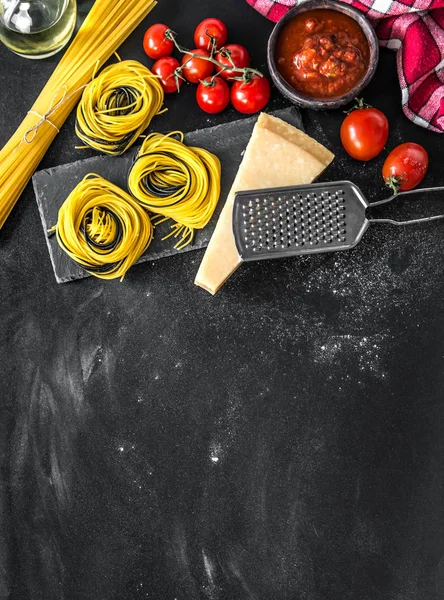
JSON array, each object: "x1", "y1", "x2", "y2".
[
  {"x1": 50, "y1": 174, "x2": 154, "y2": 280},
  {"x1": 127, "y1": 132, "x2": 221, "y2": 249},
  {"x1": 75, "y1": 60, "x2": 165, "y2": 155}
]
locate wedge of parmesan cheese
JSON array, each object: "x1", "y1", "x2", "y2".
[{"x1": 194, "y1": 113, "x2": 334, "y2": 295}]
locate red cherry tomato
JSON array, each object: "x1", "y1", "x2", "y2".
[
  {"x1": 152, "y1": 57, "x2": 182, "y2": 94},
  {"x1": 143, "y1": 24, "x2": 174, "y2": 60},
  {"x1": 382, "y1": 143, "x2": 428, "y2": 192},
  {"x1": 196, "y1": 77, "x2": 230, "y2": 114},
  {"x1": 194, "y1": 18, "x2": 228, "y2": 51},
  {"x1": 231, "y1": 74, "x2": 271, "y2": 114},
  {"x1": 181, "y1": 49, "x2": 214, "y2": 84},
  {"x1": 340, "y1": 105, "x2": 389, "y2": 161},
  {"x1": 215, "y1": 44, "x2": 251, "y2": 80}
]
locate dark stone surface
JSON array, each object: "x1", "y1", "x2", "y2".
[{"x1": 1, "y1": 1, "x2": 444, "y2": 600}]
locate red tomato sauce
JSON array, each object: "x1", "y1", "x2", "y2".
[{"x1": 275, "y1": 9, "x2": 370, "y2": 99}]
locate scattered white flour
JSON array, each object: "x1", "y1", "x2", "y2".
[{"x1": 312, "y1": 332, "x2": 388, "y2": 378}]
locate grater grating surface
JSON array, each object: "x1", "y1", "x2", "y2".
[
  {"x1": 233, "y1": 181, "x2": 368, "y2": 261},
  {"x1": 232, "y1": 181, "x2": 444, "y2": 262}
]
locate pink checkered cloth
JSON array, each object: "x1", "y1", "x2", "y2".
[{"x1": 247, "y1": 0, "x2": 444, "y2": 133}]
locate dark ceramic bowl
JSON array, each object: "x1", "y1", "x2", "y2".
[{"x1": 267, "y1": 0, "x2": 379, "y2": 110}]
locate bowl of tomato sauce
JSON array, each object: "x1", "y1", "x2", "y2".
[{"x1": 267, "y1": 0, "x2": 379, "y2": 110}]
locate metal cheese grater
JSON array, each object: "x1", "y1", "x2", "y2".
[{"x1": 232, "y1": 181, "x2": 444, "y2": 261}]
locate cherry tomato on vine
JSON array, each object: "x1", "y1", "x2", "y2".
[
  {"x1": 181, "y1": 49, "x2": 214, "y2": 84},
  {"x1": 196, "y1": 77, "x2": 230, "y2": 114},
  {"x1": 340, "y1": 102, "x2": 389, "y2": 161},
  {"x1": 382, "y1": 143, "x2": 428, "y2": 192},
  {"x1": 194, "y1": 18, "x2": 228, "y2": 51},
  {"x1": 152, "y1": 57, "x2": 182, "y2": 93},
  {"x1": 143, "y1": 24, "x2": 174, "y2": 60},
  {"x1": 215, "y1": 44, "x2": 251, "y2": 80},
  {"x1": 231, "y1": 74, "x2": 270, "y2": 114}
]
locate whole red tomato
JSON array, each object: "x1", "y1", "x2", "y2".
[
  {"x1": 196, "y1": 77, "x2": 230, "y2": 114},
  {"x1": 181, "y1": 49, "x2": 214, "y2": 84},
  {"x1": 231, "y1": 74, "x2": 270, "y2": 114},
  {"x1": 143, "y1": 24, "x2": 174, "y2": 60},
  {"x1": 194, "y1": 18, "x2": 228, "y2": 51},
  {"x1": 215, "y1": 44, "x2": 251, "y2": 80},
  {"x1": 382, "y1": 143, "x2": 428, "y2": 192},
  {"x1": 152, "y1": 57, "x2": 182, "y2": 93},
  {"x1": 340, "y1": 104, "x2": 389, "y2": 161}
]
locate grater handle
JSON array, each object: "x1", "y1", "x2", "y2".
[{"x1": 368, "y1": 185, "x2": 444, "y2": 226}]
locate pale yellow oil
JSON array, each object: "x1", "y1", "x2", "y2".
[{"x1": 0, "y1": 0, "x2": 77, "y2": 59}]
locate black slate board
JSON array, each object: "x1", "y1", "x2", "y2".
[{"x1": 32, "y1": 107, "x2": 303, "y2": 283}]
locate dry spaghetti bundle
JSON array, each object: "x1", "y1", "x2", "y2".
[
  {"x1": 0, "y1": 0, "x2": 157, "y2": 231},
  {"x1": 75, "y1": 60, "x2": 165, "y2": 155},
  {"x1": 50, "y1": 175, "x2": 154, "y2": 280},
  {"x1": 128, "y1": 132, "x2": 221, "y2": 249}
]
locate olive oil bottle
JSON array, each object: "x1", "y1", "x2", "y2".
[{"x1": 0, "y1": 0, "x2": 77, "y2": 59}]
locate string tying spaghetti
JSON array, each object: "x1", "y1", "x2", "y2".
[
  {"x1": 23, "y1": 85, "x2": 87, "y2": 144},
  {"x1": 27, "y1": 111, "x2": 60, "y2": 136}
]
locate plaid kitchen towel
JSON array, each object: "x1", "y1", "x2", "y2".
[{"x1": 247, "y1": 0, "x2": 444, "y2": 133}]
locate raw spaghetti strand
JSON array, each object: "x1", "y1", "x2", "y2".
[
  {"x1": 0, "y1": 0, "x2": 157, "y2": 231},
  {"x1": 127, "y1": 132, "x2": 221, "y2": 249},
  {"x1": 51, "y1": 175, "x2": 154, "y2": 280},
  {"x1": 76, "y1": 60, "x2": 165, "y2": 155}
]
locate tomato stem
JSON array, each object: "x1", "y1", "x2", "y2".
[
  {"x1": 231, "y1": 67, "x2": 264, "y2": 85},
  {"x1": 218, "y1": 47, "x2": 236, "y2": 70},
  {"x1": 344, "y1": 97, "x2": 372, "y2": 114},
  {"x1": 384, "y1": 175, "x2": 404, "y2": 195},
  {"x1": 172, "y1": 67, "x2": 186, "y2": 93},
  {"x1": 205, "y1": 30, "x2": 218, "y2": 57},
  {"x1": 163, "y1": 29, "x2": 264, "y2": 87},
  {"x1": 200, "y1": 76, "x2": 216, "y2": 87}
]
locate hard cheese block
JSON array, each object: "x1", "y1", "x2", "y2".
[{"x1": 194, "y1": 113, "x2": 335, "y2": 294}]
